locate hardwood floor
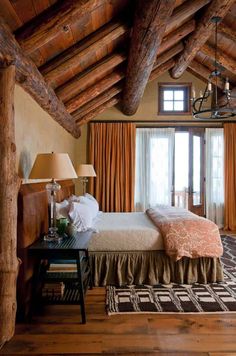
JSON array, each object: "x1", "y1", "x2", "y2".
[{"x1": 1, "y1": 287, "x2": 236, "y2": 355}]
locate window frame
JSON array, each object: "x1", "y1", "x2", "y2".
[{"x1": 158, "y1": 83, "x2": 192, "y2": 115}]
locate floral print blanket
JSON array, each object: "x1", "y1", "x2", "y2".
[{"x1": 146, "y1": 206, "x2": 223, "y2": 261}]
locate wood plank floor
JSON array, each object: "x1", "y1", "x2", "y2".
[{"x1": 1, "y1": 287, "x2": 236, "y2": 355}]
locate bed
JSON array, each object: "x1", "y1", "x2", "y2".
[
  {"x1": 88, "y1": 209, "x2": 223, "y2": 286},
  {"x1": 17, "y1": 180, "x2": 224, "y2": 319}
]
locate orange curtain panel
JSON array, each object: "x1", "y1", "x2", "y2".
[
  {"x1": 89, "y1": 122, "x2": 136, "y2": 212},
  {"x1": 224, "y1": 123, "x2": 236, "y2": 231}
]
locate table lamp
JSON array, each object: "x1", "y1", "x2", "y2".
[
  {"x1": 29, "y1": 153, "x2": 77, "y2": 242},
  {"x1": 77, "y1": 164, "x2": 96, "y2": 194}
]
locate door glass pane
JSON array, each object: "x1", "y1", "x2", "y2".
[
  {"x1": 193, "y1": 136, "x2": 201, "y2": 205},
  {"x1": 174, "y1": 132, "x2": 189, "y2": 208}
]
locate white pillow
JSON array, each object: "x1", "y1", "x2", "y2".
[
  {"x1": 56, "y1": 199, "x2": 70, "y2": 219},
  {"x1": 68, "y1": 194, "x2": 80, "y2": 203},
  {"x1": 85, "y1": 193, "x2": 99, "y2": 208},
  {"x1": 68, "y1": 202, "x2": 93, "y2": 232},
  {"x1": 79, "y1": 196, "x2": 98, "y2": 220}
]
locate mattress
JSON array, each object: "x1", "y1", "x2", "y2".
[{"x1": 89, "y1": 212, "x2": 164, "y2": 251}]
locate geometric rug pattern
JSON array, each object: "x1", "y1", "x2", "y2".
[{"x1": 106, "y1": 236, "x2": 236, "y2": 314}]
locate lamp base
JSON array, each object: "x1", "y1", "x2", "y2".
[{"x1": 44, "y1": 228, "x2": 63, "y2": 242}]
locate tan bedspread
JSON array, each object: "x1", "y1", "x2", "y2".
[{"x1": 146, "y1": 206, "x2": 223, "y2": 261}]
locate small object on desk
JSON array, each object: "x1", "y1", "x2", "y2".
[{"x1": 56, "y1": 217, "x2": 68, "y2": 235}]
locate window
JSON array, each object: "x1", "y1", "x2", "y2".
[{"x1": 158, "y1": 83, "x2": 191, "y2": 115}]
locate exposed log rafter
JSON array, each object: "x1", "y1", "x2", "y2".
[
  {"x1": 66, "y1": 70, "x2": 125, "y2": 113},
  {"x1": 0, "y1": 20, "x2": 80, "y2": 138},
  {"x1": 122, "y1": 0, "x2": 176, "y2": 116},
  {"x1": 171, "y1": 0, "x2": 235, "y2": 79},
  {"x1": 188, "y1": 60, "x2": 225, "y2": 89},
  {"x1": 16, "y1": 0, "x2": 105, "y2": 54},
  {"x1": 56, "y1": 52, "x2": 127, "y2": 103},
  {"x1": 201, "y1": 43, "x2": 236, "y2": 74},
  {"x1": 219, "y1": 22, "x2": 236, "y2": 42}
]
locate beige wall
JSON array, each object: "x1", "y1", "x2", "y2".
[
  {"x1": 14, "y1": 85, "x2": 77, "y2": 182},
  {"x1": 95, "y1": 71, "x2": 205, "y2": 122}
]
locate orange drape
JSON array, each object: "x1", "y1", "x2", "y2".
[
  {"x1": 89, "y1": 122, "x2": 136, "y2": 212},
  {"x1": 224, "y1": 123, "x2": 236, "y2": 231}
]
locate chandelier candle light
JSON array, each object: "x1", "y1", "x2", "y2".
[
  {"x1": 77, "y1": 164, "x2": 96, "y2": 194},
  {"x1": 29, "y1": 153, "x2": 77, "y2": 242},
  {"x1": 192, "y1": 17, "x2": 236, "y2": 120}
]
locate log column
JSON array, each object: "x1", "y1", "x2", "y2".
[{"x1": 0, "y1": 63, "x2": 21, "y2": 347}]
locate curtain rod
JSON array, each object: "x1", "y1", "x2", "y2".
[{"x1": 91, "y1": 120, "x2": 224, "y2": 127}]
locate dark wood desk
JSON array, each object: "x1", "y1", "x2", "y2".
[{"x1": 28, "y1": 231, "x2": 93, "y2": 324}]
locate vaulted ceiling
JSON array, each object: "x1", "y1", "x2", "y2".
[{"x1": 0, "y1": 0, "x2": 235, "y2": 137}]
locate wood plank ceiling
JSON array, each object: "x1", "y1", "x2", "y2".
[{"x1": 0, "y1": 0, "x2": 235, "y2": 137}]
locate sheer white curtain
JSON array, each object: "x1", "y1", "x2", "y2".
[
  {"x1": 135, "y1": 128, "x2": 175, "y2": 211},
  {"x1": 205, "y1": 128, "x2": 224, "y2": 228}
]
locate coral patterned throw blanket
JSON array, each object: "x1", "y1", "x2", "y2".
[{"x1": 146, "y1": 206, "x2": 223, "y2": 261}]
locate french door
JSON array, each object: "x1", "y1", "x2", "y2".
[{"x1": 173, "y1": 128, "x2": 205, "y2": 216}]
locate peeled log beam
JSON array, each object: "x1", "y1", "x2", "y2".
[
  {"x1": 158, "y1": 19, "x2": 195, "y2": 56},
  {"x1": 201, "y1": 43, "x2": 236, "y2": 74},
  {"x1": 153, "y1": 42, "x2": 184, "y2": 70},
  {"x1": 149, "y1": 59, "x2": 176, "y2": 82},
  {"x1": 165, "y1": 0, "x2": 211, "y2": 35},
  {"x1": 74, "y1": 86, "x2": 123, "y2": 122},
  {"x1": 122, "y1": 0, "x2": 176, "y2": 116},
  {"x1": 77, "y1": 96, "x2": 120, "y2": 126},
  {"x1": 42, "y1": 21, "x2": 129, "y2": 89},
  {"x1": 171, "y1": 0, "x2": 235, "y2": 79},
  {"x1": 219, "y1": 22, "x2": 236, "y2": 42},
  {"x1": 0, "y1": 20, "x2": 80, "y2": 138},
  {"x1": 0, "y1": 64, "x2": 21, "y2": 347},
  {"x1": 188, "y1": 60, "x2": 225, "y2": 90},
  {"x1": 56, "y1": 52, "x2": 126, "y2": 103},
  {"x1": 66, "y1": 69, "x2": 125, "y2": 113},
  {"x1": 16, "y1": 0, "x2": 105, "y2": 54}
]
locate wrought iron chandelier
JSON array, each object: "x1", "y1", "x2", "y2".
[{"x1": 192, "y1": 17, "x2": 236, "y2": 120}]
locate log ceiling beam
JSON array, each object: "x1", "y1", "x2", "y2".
[
  {"x1": 187, "y1": 60, "x2": 225, "y2": 90},
  {"x1": 41, "y1": 20, "x2": 129, "y2": 89},
  {"x1": 165, "y1": 0, "x2": 211, "y2": 36},
  {"x1": 66, "y1": 69, "x2": 125, "y2": 113},
  {"x1": 122, "y1": 0, "x2": 176, "y2": 116},
  {"x1": 0, "y1": 20, "x2": 80, "y2": 138},
  {"x1": 219, "y1": 22, "x2": 236, "y2": 42},
  {"x1": 171, "y1": 0, "x2": 235, "y2": 79},
  {"x1": 201, "y1": 43, "x2": 236, "y2": 74},
  {"x1": 149, "y1": 59, "x2": 176, "y2": 82},
  {"x1": 74, "y1": 58, "x2": 176, "y2": 125},
  {"x1": 77, "y1": 96, "x2": 120, "y2": 126},
  {"x1": 158, "y1": 19, "x2": 196, "y2": 57},
  {"x1": 74, "y1": 85, "x2": 123, "y2": 122},
  {"x1": 16, "y1": 0, "x2": 105, "y2": 54},
  {"x1": 58, "y1": 19, "x2": 192, "y2": 109},
  {"x1": 56, "y1": 52, "x2": 127, "y2": 103},
  {"x1": 153, "y1": 42, "x2": 184, "y2": 70}
]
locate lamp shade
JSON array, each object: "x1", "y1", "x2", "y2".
[
  {"x1": 77, "y1": 164, "x2": 96, "y2": 177},
  {"x1": 29, "y1": 153, "x2": 77, "y2": 179}
]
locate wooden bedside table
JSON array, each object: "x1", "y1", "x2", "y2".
[{"x1": 28, "y1": 231, "x2": 93, "y2": 324}]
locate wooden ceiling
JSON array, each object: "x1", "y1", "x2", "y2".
[{"x1": 0, "y1": 0, "x2": 235, "y2": 137}]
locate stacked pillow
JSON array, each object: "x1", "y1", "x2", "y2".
[{"x1": 56, "y1": 193, "x2": 99, "y2": 233}]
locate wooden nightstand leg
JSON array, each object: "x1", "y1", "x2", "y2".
[
  {"x1": 85, "y1": 249, "x2": 93, "y2": 289},
  {"x1": 76, "y1": 252, "x2": 86, "y2": 324}
]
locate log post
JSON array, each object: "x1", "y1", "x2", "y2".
[{"x1": 0, "y1": 63, "x2": 21, "y2": 348}]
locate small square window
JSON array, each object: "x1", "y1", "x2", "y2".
[{"x1": 158, "y1": 83, "x2": 191, "y2": 115}]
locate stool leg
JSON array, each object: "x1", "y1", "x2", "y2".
[{"x1": 76, "y1": 252, "x2": 86, "y2": 324}]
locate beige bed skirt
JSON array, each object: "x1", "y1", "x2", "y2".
[{"x1": 90, "y1": 251, "x2": 224, "y2": 286}]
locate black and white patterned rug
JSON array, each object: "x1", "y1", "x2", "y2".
[{"x1": 106, "y1": 235, "x2": 236, "y2": 314}]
